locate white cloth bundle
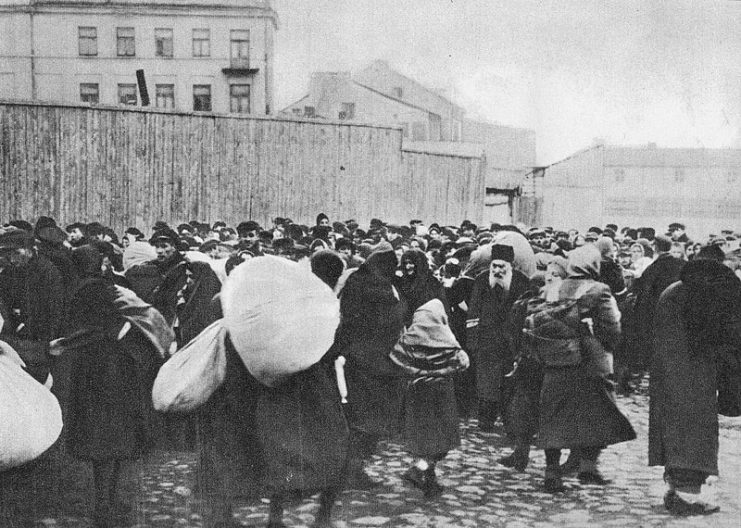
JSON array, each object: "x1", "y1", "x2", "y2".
[
  {"x1": 221, "y1": 256, "x2": 340, "y2": 387},
  {"x1": 0, "y1": 340, "x2": 62, "y2": 470},
  {"x1": 152, "y1": 320, "x2": 227, "y2": 412}
]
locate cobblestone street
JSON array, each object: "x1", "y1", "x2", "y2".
[{"x1": 3, "y1": 385, "x2": 740, "y2": 528}]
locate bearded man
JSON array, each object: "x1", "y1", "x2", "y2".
[{"x1": 466, "y1": 244, "x2": 530, "y2": 431}]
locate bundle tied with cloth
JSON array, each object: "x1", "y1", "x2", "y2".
[
  {"x1": 390, "y1": 298, "x2": 469, "y2": 384},
  {"x1": 152, "y1": 256, "x2": 340, "y2": 412}
]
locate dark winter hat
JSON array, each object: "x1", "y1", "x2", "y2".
[
  {"x1": 236, "y1": 221, "x2": 261, "y2": 236},
  {"x1": 428, "y1": 223, "x2": 441, "y2": 234},
  {"x1": 34, "y1": 216, "x2": 57, "y2": 235},
  {"x1": 369, "y1": 240, "x2": 394, "y2": 256},
  {"x1": 316, "y1": 212, "x2": 329, "y2": 225},
  {"x1": 152, "y1": 220, "x2": 170, "y2": 232},
  {"x1": 490, "y1": 244, "x2": 515, "y2": 263},
  {"x1": 0, "y1": 229, "x2": 35, "y2": 250},
  {"x1": 149, "y1": 228, "x2": 180, "y2": 246},
  {"x1": 125, "y1": 227, "x2": 145, "y2": 239},
  {"x1": 668, "y1": 222, "x2": 686, "y2": 231},
  {"x1": 66, "y1": 222, "x2": 87, "y2": 233},
  {"x1": 654, "y1": 235, "x2": 672, "y2": 253},
  {"x1": 37, "y1": 226, "x2": 67, "y2": 244},
  {"x1": 369, "y1": 218, "x2": 386, "y2": 229},
  {"x1": 311, "y1": 249, "x2": 345, "y2": 289},
  {"x1": 587, "y1": 226, "x2": 603, "y2": 235}
]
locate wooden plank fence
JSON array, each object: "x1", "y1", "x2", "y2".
[{"x1": 0, "y1": 101, "x2": 485, "y2": 233}]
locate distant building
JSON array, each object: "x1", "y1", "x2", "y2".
[
  {"x1": 281, "y1": 60, "x2": 536, "y2": 224},
  {"x1": 0, "y1": 0, "x2": 277, "y2": 114},
  {"x1": 538, "y1": 144, "x2": 741, "y2": 236}
]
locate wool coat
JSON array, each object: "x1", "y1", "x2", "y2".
[
  {"x1": 331, "y1": 250, "x2": 406, "y2": 438},
  {"x1": 648, "y1": 260, "x2": 741, "y2": 475},
  {"x1": 466, "y1": 269, "x2": 530, "y2": 402},
  {"x1": 537, "y1": 247, "x2": 636, "y2": 450}
]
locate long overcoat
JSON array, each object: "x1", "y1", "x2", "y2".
[
  {"x1": 538, "y1": 278, "x2": 636, "y2": 449},
  {"x1": 648, "y1": 279, "x2": 741, "y2": 475},
  {"x1": 466, "y1": 270, "x2": 530, "y2": 401}
]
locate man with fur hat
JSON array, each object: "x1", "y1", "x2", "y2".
[{"x1": 466, "y1": 244, "x2": 531, "y2": 431}]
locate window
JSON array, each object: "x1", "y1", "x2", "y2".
[
  {"x1": 155, "y1": 84, "x2": 175, "y2": 109},
  {"x1": 193, "y1": 85, "x2": 211, "y2": 111},
  {"x1": 230, "y1": 30, "x2": 250, "y2": 68},
  {"x1": 674, "y1": 168, "x2": 686, "y2": 183},
  {"x1": 192, "y1": 28, "x2": 210, "y2": 57},
  {"x1": 614, "y1": 168, "x2": 625, "y2": 183},
  {"x1": 411, "y1": 121, "x2": 427, "y2": 141},
  {"x1": 78, "y1": 27, "x2": 97, "y2": 56},
  {"x1": 117, "y1": 27, "x2": 135, "y2": 57},
  {"x1": 229, "y1": 84, "x2": 250, "y2": 114},
  {"x1": 155, "y1": 28, "x2": 173, "y2": 58},
  {"x1": 118, "y1": 84, "x2": 137, "y2": 105},
  {"x1": 339, "y1": 102, "x2": 355, "y2": 120},
  {"x1": 727, "y1": 169, "x2": 739, "y2": 184},
  {"x1": 80, "y1": 83, "x2": 99, "y2": 103},
  {"x1": 392, "y1": 86, "x2": 403, "y2": 98},
  {"x1": 291, "y1": 108, "x2": 302, "y2": 116},
  {"x1": 304, "y1": 106, "x2": 315, "y2": 118}
]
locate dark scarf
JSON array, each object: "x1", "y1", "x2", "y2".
[{"x1": 396, "y1": 249, "x2": 444, "y2": 322}]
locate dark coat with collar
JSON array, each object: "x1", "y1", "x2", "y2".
[{"x1": 466, "y1": 269, "x2": 530, "y2": 401}]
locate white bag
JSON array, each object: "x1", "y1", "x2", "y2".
[
  {"x1": 221, "y1": 255, "x2": 340, "y2": 387},
  {"x1": 151, "y1": 320, "x2": 227, "y2": 412},
  {"x1": 0, "y1": 341, "x2": 63, "y2": 470}
]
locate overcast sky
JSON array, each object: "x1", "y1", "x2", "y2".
[{"x1": 271, "y1": 0, "x2": 741, "y2": 165}]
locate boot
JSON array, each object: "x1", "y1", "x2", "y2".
[
  {"x1": 346, "y1": 458, "x2": 382, "y2": 490},
  {"x1": 423, "y1": 467, "x2": 443, "y2": 498},
  {"x1": 498, "y1": 445, "x2": 529, "y2": 472},
  {"x1": 543, "y1": 467, "x2": 565, "y2": 493},
  {"x1": 664, "y1": 490, "x2": 720, "y2": 516},
  {"x1": 559, "y1": 451, "x2": 580, "y2": 475}
]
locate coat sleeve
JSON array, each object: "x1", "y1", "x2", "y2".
[{"x1": 587, "y1": 283, "x2": 622, "y2": 352}]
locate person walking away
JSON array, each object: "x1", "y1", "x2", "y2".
[
  {"x1": 535, "y1": 245, "x2": 636, "y2": 492},
  {"x1": 649, "y1": 245, "x2": 741, "y2": 515}
]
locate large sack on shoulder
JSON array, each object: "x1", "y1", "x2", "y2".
[
  {"x1": 152, "y1": 320, "x2": 227, "y2": 412},
  {"x1": 222, "y1": 256, "x2": 340, "y2": 387},
  {"x1": 0, "y1": 340, "x2": 62, "y2": 470}
]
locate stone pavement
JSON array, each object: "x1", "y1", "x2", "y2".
[{"x1": 3, "y1": 385, "x2": 740, "y2": 528}]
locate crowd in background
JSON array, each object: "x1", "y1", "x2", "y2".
[{"x1": 1, "y1": 212, "x2": 739, "y2": 527}]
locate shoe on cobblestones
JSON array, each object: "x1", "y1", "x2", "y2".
[
  {"x1": 498, "y1": 452, "x2": 528, "y2": 472},
  {"x1": 423, "y1": 478, "x2": 444, "y2": 499},
  {"x1": 559, "y1": 454, "x2": 580, "y2": 475},
  {"x1": 578, "y1": 471, "x2": 612, "y2": 486},
  {"x1": 401, "y1": 467, "x2": 427, "y2": 491},
  {"x1": 664, "y1": 490, "x2": 720, "y2": 516},
  {"x1": 543, "y1": 477, "x2": 566, "y2": 493}
]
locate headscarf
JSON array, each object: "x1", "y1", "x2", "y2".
[
  {"x1": 397, "y1": 249, "x2": 445, "y2": 321},
  {"x1": 596, "y1": 236, "x2": 615, "y2": 258},
  {"x1": 680, "y1": 258, "x2": 741, "y2": 357},
  {"x1": 566, "y1": 245, "x2": 602, "y2": 280}
]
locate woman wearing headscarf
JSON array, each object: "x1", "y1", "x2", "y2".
[
  {"x1": 395, "y1": 249, "x2": 446, "y2": 324},
  {"x1": 61, "y1": 278, "x2": 172, "y2": 528},
  {"x1": 649, "y1": 247, "x2": 741, "y2": 515},
  {"x1": 329, "y1": 241, "x2": 405, "y2": 489},
  {"x1": 537, "y1": 245, "x2": 636, "y2": 492}
]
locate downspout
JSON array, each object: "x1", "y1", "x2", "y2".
[{"x1": 29, "y1": 2, "x2": 36, "y2": 99}]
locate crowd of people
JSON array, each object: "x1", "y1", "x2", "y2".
[{"x1": 0, "y1": 213, "x2": 740, "y2": 527}]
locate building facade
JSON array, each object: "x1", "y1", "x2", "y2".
[
  {"x1": 0, "y1": 0, "x2": 277, "y2": 114},
  {"x1": 540, "y1": 144, "x2": 741, "y2": 237}
]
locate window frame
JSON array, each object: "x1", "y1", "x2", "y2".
[
  {"x1": 230, "y1": 29, "x2": 250, "y2": 68},
  {"x1": 155, "y1": 84, "x2": 175, "y2": 109},
  {"x1": 192, "y1": 28, "x2": 211, "y2": 57},
  {"x1": 154, "y1": 28, "x2": 174, "y2": 58},
  {"x1": 78, "y1": 26, "x2": 97, "y2": 57},
  {"x1": 116, "y1": 27, "x2": 136, "y2": 57},
  {"x1": 229, "y1": 84, "x2": 250, "y2": 114},
  {"x1": 79, "y1": 83, "x2": 99, "y2": 104},
  {"x1": 193, "y1": 84, "x2": 212, "y2": 112},
  {"x1": 117, "y1": 83, "x2": 138, "y2": 106}
]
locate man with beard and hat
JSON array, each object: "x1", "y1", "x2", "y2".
[
  {"x1": 649, "y1": 245, "x2": 741, "y2": 516},
  {"x1": 328, "y1": 241, "x2": 405, "y2": 489},
  {"x1": 466, "y1": 244, "x2": 530, "y2": 432}
]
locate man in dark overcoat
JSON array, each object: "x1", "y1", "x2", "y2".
[
  {"x1": 466, "y1": 244, "x2": 530, "y2": 431},
  {"x1": 633, "y1": 235, "x2": 684, "y2": 368},
  {"x1": 649, "y1": 247, "x2": 741, "y2": 515}
]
